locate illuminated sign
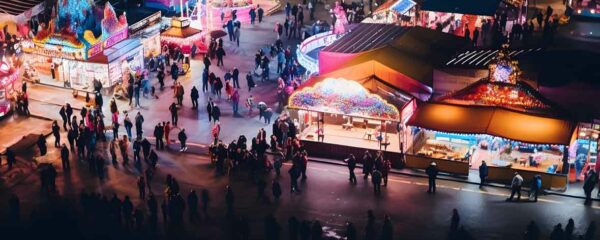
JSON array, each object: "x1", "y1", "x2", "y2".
[
  {"x1": 87, "y1": 42, "x2": 103, "y2": 58},
  {"x1": 171, "y1": 18, "x2": 190, "y2": 28},
  {"x1": 129, "y1": 11, "x2": 162, "y2": 33},
  {"x1": 104, "y1": 28, "x2": 128, "y2": 48},
  {"x1": 401, "y1": 98, "x2": 417, "y2": 125}
]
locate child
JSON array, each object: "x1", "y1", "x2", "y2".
[{"x1": 246, "y1": 95, "x2": 254, "y2": 114}]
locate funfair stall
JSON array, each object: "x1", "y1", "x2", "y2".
[
  {"x1": 286, "y1": 61, "x2": 430, "y2": 166},
  {"x1": 0, "y1": 59, "x2": 19, "y2": 117},
  {"x1": 368, "y1": 0, "x2": 417, "y2": 24},
  {"x1": 161, "y1": 17, "x2": 206, "y2": 55},
  {"x1": 20, "y1": 1, "x2": 141, "y2": 92},
  {"x1": 405, "y1": 47, "x2": 576, "y2": 189}
]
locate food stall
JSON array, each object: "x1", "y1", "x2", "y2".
[
  {"x1": 161, "y1": 17, "x2": 206, "y2": 55},
  {"x1": 405, "y1": 46, "x2": 576, "y2": 189},
  {"x1": 0, "y1": 59, "x2": 19, "y2": 117},
  {"x1": 288, "y1": 77, "x2": 415, "y2": 165},
  {"x1": 20, "y1": 1, "x2": 139, "y2": 92},
  {"x1": 368, "y1": 0, "x2": 417, "y2": 25}
]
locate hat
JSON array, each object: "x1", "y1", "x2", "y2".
[{"x1": 431, "y1": 162, "x2": 436, "y2": 166}]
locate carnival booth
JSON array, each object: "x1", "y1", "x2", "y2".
[
  {"x1": 405, "y1": 46, "x2": 576, "y2": 189},
  {"x1": 20, "y1": 1, "x2": 142, "y2": 92},
  {"x1": 120, "y1": 8, "x2": 162, "y2": 59},
  {"x1": 0, "y1": 59, "x2": 19, "y2": 117},
  {"x1": 369, "y1": 0, "x2": 417, "y2": 24},
  {"x1": 161, "y1": 18, "x2": 206, "y2": 55},
  {"x1": 287, "y1": 77, "x2": 406, "y2": 165},
  {"x1": 418, "y1": 0, "x2": 500, "y2": 38}
]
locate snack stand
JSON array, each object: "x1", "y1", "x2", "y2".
[{"x1": 405, "y1": 46, "x2": 576, "y2": 189}]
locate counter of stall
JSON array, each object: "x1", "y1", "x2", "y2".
[{"x1": 405, "y1": 128, "x2": 569, "y2": 188}]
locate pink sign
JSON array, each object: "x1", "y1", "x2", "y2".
[
  {"x1": 104, "y1": 28, "x2": 128, "y2": 48},
  {"x1": 87, "y1": 42, "x2": 103, "y2": 58}
]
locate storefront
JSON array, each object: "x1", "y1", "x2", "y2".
[
  {"x1": 404, "y1": 46, "x2": 576, "y2": 189},
  {"x1": 0, "y1": 59, "x2": 19, "y2": 117},
  {"x1": 161, "y1": 17, "x2": 206, "y2": 54},
  {"x1": 367, "y1": 0, "x2": 417, "y2": 25},
  {"x1": 571, "y1": 121, "x2": 599, "y2": 181},
  {"x1": 127, "y1": 10, "x2": 162, "y2": 59},
  {"x1": 20, "y1": 1, "x2": 135, "y2": 92}
]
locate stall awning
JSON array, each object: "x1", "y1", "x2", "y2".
[
  {"x1": 373, "y1": 0, "x2": 416, "y2": 15},
  {"x1": 421, "y1": 0, "x2": 501, "y2": 16},
  {"x1": 161, "y1": 26, "x2": 202, "y2": 38},
  {"x1": 407, "y1": 102, "x2": 576, "y2": 145}
]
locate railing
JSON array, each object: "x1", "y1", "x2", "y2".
[{"x1": 295, "y1": 31, "x2": 338, "y2": 75}]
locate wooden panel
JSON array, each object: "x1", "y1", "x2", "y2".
[
  {"x1": 302, "y1": 140, "x2": 404, "y2": 168},
  {"x1": 405, "y1": 154, "x2": 469, "y2": 175},
  {"x1": 487, "y1": 166, "x2": 567, "y2": 190}
]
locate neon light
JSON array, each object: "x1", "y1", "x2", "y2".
[{"x1": 289, "y1": 78, "x2": 400, "y2": 121}]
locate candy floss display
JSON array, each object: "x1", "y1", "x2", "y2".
[
  {"x1": 20, "y1": 0, "x2": 144, "y2": 92},
  {"x1": 0, "y1": 60, "x2": 19, "y2": 117}
]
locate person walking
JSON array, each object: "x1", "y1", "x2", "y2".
[
  {"x1": 232, "y1": 89, "x2": 240, "y2": 116},
  {"x1": 60, "y1": 143, "x2": 70, "y2": 170},
  {"x1": 169, "y1": 102, "x2": 179, "y2": 126},
  {"x1": 249, "y1": 7, "x2": 256, "y2": 24},
  {"x1": 257, "y1": 5, "x2": 264, "y2": 23},
  {"x1": 288, "y1": 164, "x2": 301, "y2": 193},
  {"x1": 178, "y1": 128, "x2": 188, "y2": 152},
  {"x1": 213, "y1": 105, "x2": 221, "y2": 122},
  {"x1": 479, "y1": 160, "x2": 488, "y2": 187},
  {"x1": 583, "y1": 169, "x2": 598, "y2": 205},
  {"x1": 529, "y1": 175, "x2": 542, "y2": 202},
  {"x1": 382, "y1": 159, "x2": 391, "y2": 187},
  {"x1": 164, "y1": 121, "x2": 171, "y2": 146},
  {"x1": 426, "y1": 162, "x2": 439, "y2": 194},
  {"x1": 246, "y1": 72, "x2": 255, "y2": 91},
  {"x1": 119, "y1": 135, "x2": 129, "y2": 165},
  {"x1": 344, "y1": 154, "x2": 357, "y2": 183},
  {"x1": 52, "y1": 121, "x2": 61, "y2": 147},
  {"x1": 507, "y1": 172, "x2": 524, "y2": 201},
  {"x1": 37, "y1": 133, "x2": 47, "y2": 156},
  {"x1": 372, "y1": 169, "x2": 382, "y2": 195},
  {"x1": 154, "y1": 122, "x2": 164, "y2": 150},
  {"x1": 124, "y1": 114, "x2": 133, "y2": 139},
  {"x1": 362, "y1": 150, "x2": 373, "y2": 179},
  {"x1": 137, "y1": 176, "x2": 146, "y2": 199},
  {"x1": 135, "y1": 112, "x2": 144, "y2": 139},
  {"x1": 207, "y1": 98, "x2": 215, "y2": 122},
  {"x1": 190, "y1": 86, "x2": 199, "y2": 109},
  {"x1": 59, "y1": 105, "x2": 68, "y2": 130},
  {"x1": 232, "y1": 67, "x2": 240, "y2": 89},
  {"x1": 216, "y1": 46, "x2": 226, "y2": 67}
]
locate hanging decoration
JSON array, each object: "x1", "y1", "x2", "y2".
[{"x1": 288, "y1": 78, "x2": 400, "y2": 121}]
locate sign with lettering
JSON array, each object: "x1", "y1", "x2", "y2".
[
  {"x1": 104, "y1": 28, "x2": 128, "y2": 48},
  {"x1": 129, "y1": 11, "x2": 162, "y2": 33},
  {"x1": 87, "y1": 42, "x2": 103, "y2": 58}
]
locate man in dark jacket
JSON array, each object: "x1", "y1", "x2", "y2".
[
  {"x1": 135, "y1": 112, "x2": 144, "y2": 139},
  {"x1": 257, "y1": 5, "x2": 264, "y2": 23},
  {"x1": 206, "y1": 98, "x2": 215, "y2": 122},
  {"x1": 426, "y1": 162, "x2": 439, "y2": 193},
  {"x1": 59, "y1": 105, "x2": 68, "y2": 130},
  {"x1": 141, "y1": 138, "x2": 151, "y2": 162},
  {"x1": 232, "y1": 67, "x2": 240, "y2": 89},
  {"x1": 169, "y1": 102, "x2": 179, "y2": 126},
  {"x1": 372, "y1": 170, "x2": 382, "y2": 195},
  {"x1": 479, "y1": 161, "x2": 489, "y2": 187},
  {"x1": 344, "y1": 154, "x2": 357, "y2": 183},
  {"x1": 362, "y1": 151, "x2": 373, "y2": 179},
  {"x1": 190, "y1": 86, "x2": 199, "y2": 109},
  {"x1": 212, "y1": 105, "x2": 221, "y2": 122},
  {"x1": 154, "y1": 123, "x2": 164, "y2": 150},
  {"x1": 178, "y1": 129, "x2": 188, "y2": 152},
  {"x1": 60, "y1": 144, "x2": 70, "y2": 170},
  {"x1": 216, "y1": 46, "x2": 226, "y2": 67}
]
